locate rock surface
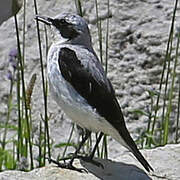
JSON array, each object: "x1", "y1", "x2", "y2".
[
  {"x1": 0, "y1": 0, "x2": 23, "y2": 25},
  {"x1": 0, "y1": 144, "x2": 180, "y2": 180}
]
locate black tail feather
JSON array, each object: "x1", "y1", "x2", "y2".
[
  {"x1": 119, "y1": 127, "x2": 154, "y2": 172},
  {"x1": 131, "y1": 145, "x2": 154, "y2": 172}
]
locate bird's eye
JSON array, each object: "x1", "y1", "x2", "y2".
[
  {"x1": 52, "y1": 18, "x2": 68, "y2": 27},
  {"x1": 59, "y1": 19, "x2": 67, "y2": 24}
]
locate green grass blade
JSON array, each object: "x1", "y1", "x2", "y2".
[
  {"x1": 163, "y1": 0, "x2": 179, "y2": 145},
  {"x1": 14, "y1": 14, "x2": 34, "y2": 170},
  {"x1": 175, "y1": 75, "x2": 180, "y2": 143},
  {"x1": 151, "y1": 0, "x2": 179, "y2": 146},
  {"x1": 33, "y1": 0, "x2": 51, "y2": 161}
]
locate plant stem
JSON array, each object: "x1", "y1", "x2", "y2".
[
  {"x1": 33, "y1": 0, "x2": 51, "y2": 161},
  {"x1": 175, "y1": 75, "x2": 180, "y2": 143},
  {"x1": 95, "y1": 0, "x2": 103, "y2": 63},
  {"x1": 164, "y1": 21, "x2": 180, "y2": 144},
  {"x1": 14, "y1": 14, "x2": 34, "y2": 170},
  {"x1": 105, "y1": 0, "x2": 110, "y2": 74},
  {"x1": 163, "y1": 0, "x2": 179, "y2": 145},
  {"x1": 2, "y1": 78, "x2": 13, "y2": 150},
  {"x1": 74, "y1": 0, "x2": 83, "y2": 16},
  {"x1": 151, "y1": 0, "x2": 178, "y2": 146}
]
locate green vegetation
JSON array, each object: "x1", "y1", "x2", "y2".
[{"x1": 133, "y1": 0, "x2": 180, "y2": 148}]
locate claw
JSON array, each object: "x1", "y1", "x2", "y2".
[
  {"x1": 77, "y1": 156, "x2": 104, "y2": 169},
  {"x1": 67, "y1": 164, "x2": 88, "y2": 173},
  {"x1": 47, "y1": 157, "x2": 88, "y2": 173}
]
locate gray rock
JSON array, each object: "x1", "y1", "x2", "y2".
[
  {"x1": 0, "y1": 0, "x2": 23, "y2": 25},
  {"x1": 0, "y1": 144, "x2": 180, "y2": 180}
]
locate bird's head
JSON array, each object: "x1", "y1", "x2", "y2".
[{"x1": 35, "y1": 13, "x2": 92, "y2": 47}]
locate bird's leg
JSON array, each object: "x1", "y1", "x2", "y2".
[
  {"x1": 49, "y1": 129, "x2": 91, "y2": 173},
  {"x1": 69, "y1": 129, "x2": 91, "y2": 164},
  {"x1": 78, "y1": 132, "x2": 104, "y2": 168},
  {"x1": 89, "y1": 132, "x2": 104, "y2": 159}
]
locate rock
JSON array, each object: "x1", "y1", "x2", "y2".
[
  {"x1": 0, "y1": 162, "x2": 99, "y2": 180},
  {"x1": 129, "y1": 85, "x2": 144, "y2": 96},
  {"x1": 0, "y1": 144, "x2": 179, "y2": 180},
  {"x1": 0, "y1": 0, "x2": 23, "y2": 25}
]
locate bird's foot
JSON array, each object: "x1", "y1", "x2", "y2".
[
  {"x1": 76, "y1": 155, "x2": 104, "y2": 169},
  {"x1": 48, "y1": 158, "x2": 88, "y2": 173}
]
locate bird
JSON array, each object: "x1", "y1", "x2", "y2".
[{"x1": 35, "y1": 12, "x2": 153, "y2": 173}]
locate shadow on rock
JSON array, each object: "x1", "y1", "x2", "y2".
[{"x1": 80, "y1": 158, "x2": 151, "y2": 180}]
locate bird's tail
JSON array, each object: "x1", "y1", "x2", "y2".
[
  {"x1": 130, "y1": 142, "x2": 153, "y2": 172},
  {"x1": 118, "y1": 127, "x2": 154, "y2": 172}
]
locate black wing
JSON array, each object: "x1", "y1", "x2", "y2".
[
  {"x1": 58, "y1": 47, "x2": 124, "y2": 126},
  {"x1": 58, "y1": 47, "x2": 153, "y2": 172}
]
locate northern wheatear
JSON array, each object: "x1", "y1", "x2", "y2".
[{"x1": 35, "y1": 13, "x2": 153, "y2": 173}]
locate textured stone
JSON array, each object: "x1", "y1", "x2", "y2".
[{"x1": 0, "y1": 144, "x2": 180, "y2": 180}]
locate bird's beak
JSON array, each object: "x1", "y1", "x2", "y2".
[{"x1": 35, "y1": 15, "x2": 53, "y2": 25}]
